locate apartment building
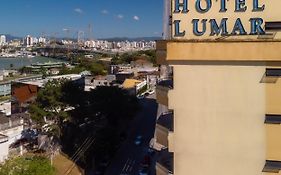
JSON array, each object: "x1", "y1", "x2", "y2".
[{"x1": 152, "y1": 0, "x2": 281, "y2": 175}]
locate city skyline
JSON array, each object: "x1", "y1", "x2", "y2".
[{"x1": 0, "y1": 0, "x2": 163, "y2": 38}]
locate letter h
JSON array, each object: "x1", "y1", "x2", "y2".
[{"x1": 174, "y1": 0, "x2": 189, "y2": 13}]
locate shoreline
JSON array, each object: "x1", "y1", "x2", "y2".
[{"x1": 0, "y1": 56, "x2": 67, "y2": 70}]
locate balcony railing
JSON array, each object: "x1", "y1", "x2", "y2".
[
  {"x1": 155, "y1": 112, "x2": 174, "y2": 148},
  {"x1": 157, "y1": 112, "x2": 174, "y2": 131},
  {"x1": 156, "y1": 80, "x2": 173, "y2": 106},
  {"x1": 156, "y1": 148, "x2": 174, "y2": 175},
  {"x1": 157, "y1": 80, "x2": 173, "y2": 89},
  {"x1": 263, "y1": 160, "x2": 281, "y2": 173}
]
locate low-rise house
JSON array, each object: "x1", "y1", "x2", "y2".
[
  {"x1": 47, "y1": 68, "x2": 60, "y2": 75},
  {"x1": 122, "y1": 79, "x2": 147, "y2": 95},
  {"x1": 84, "y1": 75, "x2": 116, "y2": 91},
  {"x1": 116, "y1": 72, "x2": 134, "y2": 83},
  {"x1": 131, "y1": 59, "x2": 154, "y2": 68},
  {"x1": 12, "y1": 74, "x2": 84, "y2": 114},
  {"x1": 0, "y1": 113, "x2": 26, "y2": 162},
  {"x1": 0, "y1": 101, "x2": 11, "y2": 116}
]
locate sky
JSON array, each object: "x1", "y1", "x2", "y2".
[{"x1": 0, "y1": 0, "x2": 163, "y2": 38}]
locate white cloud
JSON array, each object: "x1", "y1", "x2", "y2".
[
  {"x1": 133, "y1": 16, "x2": 140, "y2": 21},
  {"x1": 74, "y1": 8, "x2": 83, "y2": 14},
  {"x1": 117, "y1": 14, "x2": 124, "y2": 19},
  {"x1": 101, "y1": 10, "x2": 109, "y2": 14}
]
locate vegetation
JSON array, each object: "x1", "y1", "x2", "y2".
[
  {"x1": 28, "y1": 79, "x2": 140, "y2": 171},
  {"x1": 111, "y1": 50, "x2": 156, "y2": 65},
  {"x1": 59, "y1": 60, "x2": 107, "y2": 76},
  {"x1": 0, "y1": 95, "x2": 11, "y2": 102},
  {"x1": 29, "y1": 79, "x2": 71, "y2": 137},
  {"x1": 0, "y1": 155, "x2": 55, "y2": 175}
]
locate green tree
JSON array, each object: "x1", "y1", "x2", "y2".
[
  {"x1": 0, "y1": 155, "x2": 55, "y2": 175},
  {"x1": 29, "y1": 79, "x2": 70, "y2": 136},
  {"x1": 88, "y1": 86, "x2": 139, "y2": 126}
]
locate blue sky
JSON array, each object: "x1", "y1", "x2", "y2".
[{"x1": 0, "y1": 0, "x2": 163, "y2": 38}]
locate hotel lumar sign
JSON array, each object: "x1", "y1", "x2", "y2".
[{"x1": 172, "y1": 0, "x2": 267, "y2": 39}]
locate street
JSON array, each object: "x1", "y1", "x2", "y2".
[{"x1": 104, "y1": 95, "x2": 158, "y2": 175}]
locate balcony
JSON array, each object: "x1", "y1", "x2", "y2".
[
  {"x1": 265, "y1": 114, "x2": 281, "y2": 124},
  {"x1": 156, "y1": 148, "x2": 174, "y2": 175},
  {"x1": 155, "y1": 112, "x2": 174, "y2": 149},
  {"x1": 263, "y1": 160, "x2": 281, "y2": 173},
  {"x1": 156, "y1": 80, "x2": 173, "y2": 106}
]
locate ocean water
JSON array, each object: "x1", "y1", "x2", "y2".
[{"x1": 0, "y1": 57, "x2": 65, "y2": 70}]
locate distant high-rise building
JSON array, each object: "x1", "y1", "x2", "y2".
[
  {"x1": 38, "y1": 37, "x2": 46, "y2": 44},
  {"x1": 0, "y1": 35, "x2": 6, "y2": 45},
  {"x1": 24, "y1": 35, "x2": 33, "y2": 47},
  {"x1": 32, "y1": 37, "x2": 38, "y2": 45}
]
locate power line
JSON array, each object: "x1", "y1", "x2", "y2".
[{"x1": 64, "y1": 136, "x2": 95, "y2": 175}]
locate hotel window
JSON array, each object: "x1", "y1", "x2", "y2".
[
  {"x1": 263, "y1": 160, "x2": 281, "y2": 173},
  {"x1": 266, "y1": 68, "x2": 281, "y2": 77},
  {"x1": 265, "y1": 114, "x2": 281, "y2": 124}
]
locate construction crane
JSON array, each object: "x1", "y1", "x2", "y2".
[
  {"x1": 87, "y1": 23, "x2": 94, "y2": 41},
  {"x1": 63, "y1": 28, "x2": 71, "y2": 61}
]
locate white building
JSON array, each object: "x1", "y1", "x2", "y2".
[
  {"x1": 32, "y1": 37, "x2": 38, "y2": 45},
  {"x1": 0, "y1": 35, "x2": 6, "y2": 46},
  {"x1": 24, "y1": 35, "x2": 33, "y2": 47},
  {"x1": 38, "y1": 37, "x2": 46, "y2": 44},
  {"x1": 84, "y1": 75, "x2": 116, "y2": 91},
  {"x1": 0, "y1": 114, "x2": 25, "y2": 162}
]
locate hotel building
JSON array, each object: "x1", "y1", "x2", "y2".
[{"x1": 152, "y1": 0, "x2": 281, "y2": 175}]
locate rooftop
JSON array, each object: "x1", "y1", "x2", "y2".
[
  {"x1": 122, "y1": 79, "x2": 142, "y2": 89},
  {"x1": 18, "y1": 74, "x2": 82, "y2": 88}
]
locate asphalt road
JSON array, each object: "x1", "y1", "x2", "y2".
[{"x1": 104, "y1": 95, "x2": 158, "y2": 175}]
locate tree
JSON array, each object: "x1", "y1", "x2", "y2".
[
  {"x1": 88, "y1": 86, "x2": 139, "y2": 126},
  {"x1": 29, "y1": 79, "x2": 70, "y2": 137},
  {"x1": 0, "y1": 155, "x2": 55, "y2": 175}
]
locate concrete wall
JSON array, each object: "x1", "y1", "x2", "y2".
[
  {"x1": 169, "y1": 64, "x2": 267, "y2": 175},
  {"x1": 265, "y1": 67, "x2": 281, "y2": 162}
]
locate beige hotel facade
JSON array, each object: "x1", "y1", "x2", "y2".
[{"x1": 152, "y1": 0, "x2": 281, "y2": 175}]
